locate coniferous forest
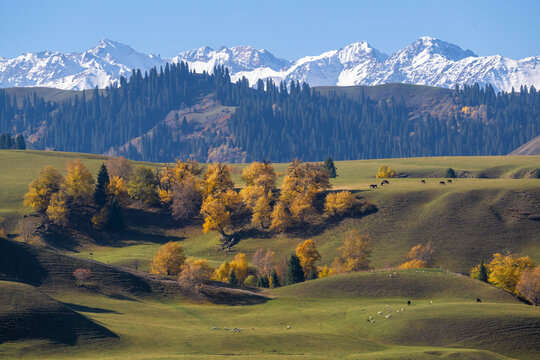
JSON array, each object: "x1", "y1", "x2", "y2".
[{"x1": 0, "y1": 64, "x2": 539, "y2": 162}]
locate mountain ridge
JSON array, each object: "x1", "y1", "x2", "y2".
[{"x1": 1, "y1": 37, "x2": 539, "y2": 92}]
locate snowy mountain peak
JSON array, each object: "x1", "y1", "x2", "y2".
[
  {"x1": 407, "y1": 36, "x2": 477, "y2": 61},
  {"x1": 1, "y1": 37, "x2": 539, "y2": 92}
]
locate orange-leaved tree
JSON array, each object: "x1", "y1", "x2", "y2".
[
  {"x1": 149, "y1": 241, "x2": 186, "y2": 276},
  {"x1": 296, "y1": 239, "x2": 321, "y2": 278},
  {"x1": 331, "y1": 230, "x2": 372, "y2": 274},
  {"x1": 399, "y1": 242, "x2": 433, "y2": 269}
]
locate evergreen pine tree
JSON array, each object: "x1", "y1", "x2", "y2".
[
  {"x1": 271, "y1": 270, "x2": 280, "y2": 288},
  {"x1": 478, "y1": 261, "x2": 488, "y2": 283},
  {"x1": 94, "y1": 163, "x2": 110, "y2": 207},
  {"x1": 285, "y1": 254, "x2": 304, "y2": 285},
  {"x1": 106, "y1": 197, "x2": 124, "y2": 232},
  {"x1": 15, "y1": 135, "x2": 25, "y2": 150},
  {"x1": 256, "y1": 276, "x2": 264, "y2": 288},
  {"x1": 445, "y1": 168, "x2": 456, "y2": 178},
  {"x1": 325, "y1": 157, "x2": 337, "y2": 178},
  {"x1": 228, "y1": 269, "x2": 238, "y2": 286}
]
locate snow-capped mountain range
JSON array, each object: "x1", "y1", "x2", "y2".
[{"x1": 1, "y1": 37, "x2": 539, "y2": 92}]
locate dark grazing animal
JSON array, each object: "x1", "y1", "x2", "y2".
[
  {"x1": 421, "y1": 180, "x2": 426, "y2": 184},
  {"x1": 440, "y1": 181, "x2": 446, "y2": 185},
  {"x1": 407, "y1": 300, "x2": 411, "y2": 306},
  {"x1": 382, "y1": 180, "x2": 389, "y2": 185},
  {"x1": 370, "y1": 184, "x2": 378, "y2": 189},
  {"x1": 477, "y1": 298, "x2": 482, "y2": 303},
  {"x1": 447, "y1": 179, "x2": 453, "y2": 184}
]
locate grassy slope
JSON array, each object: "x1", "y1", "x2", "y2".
[
  {"x1": 2, "y1": 151, "x2": 539, "y2": 272},
  {"x1": 1, "y1": 151, "x2": 540, "y2": 358},
  {"x1": 2, "y1": 271, "x2": 538, "y2": 360},
  {"x1": 0, "y1": 281, "x2": 118, "y2": 346}
]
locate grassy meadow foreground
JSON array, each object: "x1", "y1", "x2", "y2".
[{"x1": 1, "y1": 150, "x2": 540, "y2": 359}]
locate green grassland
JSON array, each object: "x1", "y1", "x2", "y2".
[
  {"x1": 1, "y1": 150, "x2": 540, "y2": 359},
  {"x1": 1, "y1": 270, "x2": 538, "y2": 360}
]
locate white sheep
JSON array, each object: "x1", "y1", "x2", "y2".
[
  {"x1": 378, "y1": 311, "x2": 382, "y2": 315},
  {"x1": 287, "y1": 325, "x2": 291, "y2": 329}
]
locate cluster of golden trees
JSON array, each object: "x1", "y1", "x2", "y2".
[
  {"x1": 23, "y1": 158, "x2": 132, "y2": 232},
  {"x1": 132, "y1": 159, "x2": 359, "y2": 249},
  {"x1": 148, "y1": 229, "x2": 373, "y2": 291},
  {"x1": 471, "y1": 253, "x2": 539, "y2": 305}
]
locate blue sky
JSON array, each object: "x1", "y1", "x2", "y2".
[{"x1": 1, "y1": 0, "x2": 539, "y2": 60}]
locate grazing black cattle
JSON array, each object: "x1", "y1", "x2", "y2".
[
  {"x1": 407, "y1": 300, "x2": 411, "y2": 306},
  {"x1": 421, "y1": 180, "x2": 426, "y2": 184},
  {"x1": 382, "y1": 180, "x2": 389, "y2": 185},
  {"x1": 477, "y1": 298, "x2": 482, "y2": 303},
  {"x1": 370, "y1": 184, "x2": 378, "y2": 189},
  {"x1": 380, "y1": 182, "x2": 385, "y2": 186},
  {"x1": 447, "y1": 179, "x2": 453, "y2": 184},
  {"x1": 440, "y1": 181, "x2": 446, "y2": 185}
]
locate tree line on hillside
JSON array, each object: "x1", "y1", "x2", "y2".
[
  {"x1": 22, "y1": 156, "x2": 372, "y2": 249},
  {"x1": 1, "y1": 65, "x2": 539, "y2": 162},
  {"x1": 0, "y1": 133, "x2": 25, "y2": 149}
]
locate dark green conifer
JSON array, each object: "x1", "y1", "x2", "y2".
[
  {"x1": 228, "y1": 269, "x2": 238, "y2": 286},
  {"x1": 285, "y1": 254, "x2": 304, "y2": 285},
  {"x1": 94, "y1": 163, "x2": 110, "y2": 208},
  {"x1": 270, "y1": 270, "x2": 280, "y2": 288},
  {"x1": 325, "y1": 157, "x2": 337, "y2": 178},
  {"x1": 106, "y1": 197, "x2": 124, "y2": 232},
  {"x1": 478, "y1": 261, "x2": 488, "y2": 283}
]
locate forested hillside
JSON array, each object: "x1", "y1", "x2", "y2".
[{"x1": 0, "y1": 64, "x2": 539, "y2": 162}]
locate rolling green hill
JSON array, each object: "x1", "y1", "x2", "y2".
[
  {"x1": 0, "y1": 281, "x2": 118, "y2": 346},
  {"x1": 1, "y1": 150, "x2": 539, "y2": 359}
]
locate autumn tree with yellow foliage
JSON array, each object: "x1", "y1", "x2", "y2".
[
  {"x1": 178, "y1": 258, "x2": 214, "y2": 294},
  {"x1": 241, "y1": 161, "x2": 276, "y2": 192},
  {"x1": 269, "y1": 201, "x2": 292, "y2": 232},
  {"x1": 376, "y1": 165, "x2": 395, "y2": 178},
  {"x1": 486, "y1": 252, "x2": 535, "y2": 294},
  {"x1": 23, "y1": 166, "x2": 64, "y2": 212},
  {"x1": 399, "y1": 242, "x2": 433, "y2": 269},
  {"x1": 158, "y1": 160, "x2": 202, "y2": 204},
  {"x1": 203, "y1": 163, "x2": 234, "y2": 197},
  {"x1": 149, "y1": 241, "x2": 186, "y2": 276},
  {"x1": 324, "y1": 191, "x2": 354, "y2": 217},
  {"x1": 296, "y1": 239, "x2": 321, "y2": 278},
  {"x1": 201, "y1": 189, "x2": 247, "y2": 237},
  {"x1": 46, "y1": 192, "x2": 69, "y2": 227},
  {"x1": 331, "y1": 230, "x2": 372, "y2": 274},
  {"x1": 271, "y1": 160, "x2": 330, "y2": 230},
  {"x1": 107, "y1": 176, "x2": 129, "y2": 205},
  {"x1": 213, "y1": 253, "x2": 249, "y2": 283},
  {"x1": 64, "y1": 159, "x2": 94, "y2": 203}
]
